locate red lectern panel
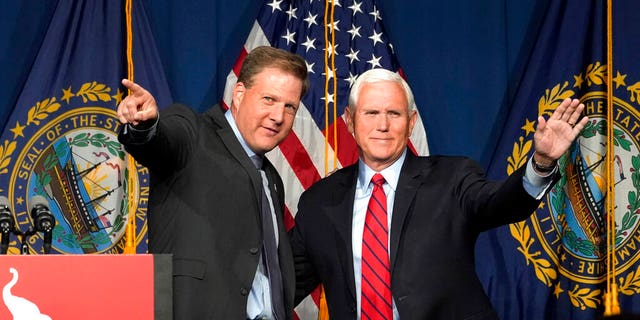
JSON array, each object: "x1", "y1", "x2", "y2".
[{"x1": 0, "y1": 254, "x2": 171, "y2": 319}]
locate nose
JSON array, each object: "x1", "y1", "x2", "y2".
[
  {"x1": 269, "y1": 103, "x2": 286, "y2": 124},
  {"x1": 376, "y1": 113, "x2": 390, "y2": 131}
]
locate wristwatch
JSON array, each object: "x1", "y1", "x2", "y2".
[{"x1": 531, "y1": 155, "x2": 556, "y2": 173}]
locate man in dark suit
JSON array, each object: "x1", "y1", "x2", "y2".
[
  {"x1": 290, "y1": 68, "x2": 589, "y2": 319},
  {"x1": 117, "y1": 46, "x2": 309, "y2": 319}
]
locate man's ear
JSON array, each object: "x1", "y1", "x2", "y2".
[
  {"x1": 344, "y1": 106, "x2": 354, "y2": 134},
  {"x1": 408, "y1": 109, "x2": 417, "y2": 136},
  {"x1": 231, "y1": 82, "x2": 246, "y2": 111}
]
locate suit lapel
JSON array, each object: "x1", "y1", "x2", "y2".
[
  {"x1": 324, "y1": 165, "x2": 359, "y2": 300},
  {"x1": 263, "y1": 160, "x2": 288, "y2": 254},
  {"x1": 263, "y1": 161, "x2": 283, "y2": 224},
  {"x1": 390, "y1": 152, "x2": 425, "y2": 272},
  {"x1": 209, "y1": 106, "x2": 264, "y2": 203},
  {"x1": 211, "y1": 107, "x2": 297, "y2": 310}
]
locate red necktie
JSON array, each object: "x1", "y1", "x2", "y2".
[{"x1": 361, "y1": 173, "x2": 392, "y2": 320}]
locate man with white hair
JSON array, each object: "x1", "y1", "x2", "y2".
[{"x1": 290, "y1": 68, "x2": 588, "y2": 319}]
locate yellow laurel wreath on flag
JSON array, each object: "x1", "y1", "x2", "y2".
[{"x1": 509, "y1": 62, "x2": 640, "y2": 310}]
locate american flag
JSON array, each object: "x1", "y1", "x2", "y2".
[{"x1": 222, "y1": 0, "x2": 429, "y2": 318}]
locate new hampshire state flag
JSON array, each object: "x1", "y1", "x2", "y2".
[
  {"x1": 0, "y1": 0, "x2": 171, "y2": 254},
  {"x1": 477, "y1": 1, "x2": 640, "y2": 319}
]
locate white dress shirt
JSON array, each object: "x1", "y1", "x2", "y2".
[
  {"x1": 350, "y1": 150, "x2": 553, "y2": 319},
  {"x1": 225, "y1": 110, "x2": 276, "y2": 320}
]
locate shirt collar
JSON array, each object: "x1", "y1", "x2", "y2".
[
  {"x1": 357, "y1": 149, "x2": 407, "y2": 192},
  {"x1": 225, "y1": 109, "x2": 258, "y2": 159}
]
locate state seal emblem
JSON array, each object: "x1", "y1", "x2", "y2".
[
  {"x1": 510, "y1": 62, "x2": 640, "y2": 310},
  {"x1": 0, "y1": 82, "x2": 148, "y2": 254}
]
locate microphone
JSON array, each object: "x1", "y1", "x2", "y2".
[
  {"x1": 29, "y1": 195, "x2": 55, "y2": 254},
  {"x1": 0, "y1": 196, "x2": 14, "y2": 254}
]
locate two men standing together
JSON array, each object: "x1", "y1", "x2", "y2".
[{"x1": 117, "y1": 46, "x2": 587, "y2": 319}]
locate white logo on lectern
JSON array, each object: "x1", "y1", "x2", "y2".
[{"x1": 2, "y1": 268, "x2": 51, "y2": 320}]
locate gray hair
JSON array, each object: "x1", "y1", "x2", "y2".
[{"x1": 347, "y1": 68, "x2": 415, "y2": 112}]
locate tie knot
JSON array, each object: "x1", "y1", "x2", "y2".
[
  {"x1": 251, "y1": 155, "x2": 263, "y2": 169},
  {"x1": 371, "y1": 173, "x2": 385, "y2": 186}
]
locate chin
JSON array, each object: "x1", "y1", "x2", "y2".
[
  {"x1": 370, "y1": 156, "x2": 393, "y2": 164},
  {"x1": 260, "y1": 144, "x2": 279, "y2": 154}
]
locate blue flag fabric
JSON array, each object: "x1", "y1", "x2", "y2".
[
  {"x1": 478, "y1": 1, "x2": 640, "y2": 318},
  {"x1": 0, "y1": 0, "x2": 171, "y2": 254}
]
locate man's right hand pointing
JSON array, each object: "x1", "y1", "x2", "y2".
[{"x1": 117, "y1": 79, "x2": 158, "y2": 126}]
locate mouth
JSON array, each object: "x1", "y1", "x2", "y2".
[{"x1": 262, "y1": 126, "x2": 280, "y2": 136}]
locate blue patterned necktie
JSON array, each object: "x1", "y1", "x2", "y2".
[{"x1": 252, "y1": 155, "x2": 284, "y2": 320}]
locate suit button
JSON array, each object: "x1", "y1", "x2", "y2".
[
  {"x1": 240, "y1": 287, "x2": 249, "y2": 296},
  {"x1": 249, "y1": 247, "x2": 259, "y2": 255}
]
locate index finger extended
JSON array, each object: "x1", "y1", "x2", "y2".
[{"x1": 121, "y1": 79, "x2": 147, "y2": 97}]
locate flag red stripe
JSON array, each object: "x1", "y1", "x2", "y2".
[
  {"x1": 284, "y1": 206, "x2": 295, "y2": 231},
  {"x1": 278, "y1": 132, "x2": 322, "y2": 190},
  {"x1": 311, "y1": 285, "x2": 323, "y2": 307},
  {"x1": 407, "y1": 140, "x2": 418, "y2": 155},
  {"x1": 324, "y1": 117, "x2": 359, "y2": 168},
  {"x1": 233, "y1": 48, "x2": 248, "y2": 77}
]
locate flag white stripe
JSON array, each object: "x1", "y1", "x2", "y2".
[
  {"x1": 411, "y1": 111, "x2": 429, "y2": 156},
  {"x1": 265, "y1": 146, "x2": 305, "y2": 215}
]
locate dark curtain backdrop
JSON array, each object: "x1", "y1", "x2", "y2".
[{"x1": 0, "y1": 0, "x2": 548, "y2": 167}]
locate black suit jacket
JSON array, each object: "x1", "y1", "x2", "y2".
[
  {"x1": 119, "y1": 104, "x2": 294, "y2": 319},
  {"x1": 291, "y1": 152, "x2": 543, "y2": 320}
]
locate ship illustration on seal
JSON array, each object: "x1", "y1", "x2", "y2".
[
  {"x1": 33, "y1": 137, "x2": 121, "y2": 253},
  {"x1": 564, "y1": 145, "x2": 607, "y2": 254}
]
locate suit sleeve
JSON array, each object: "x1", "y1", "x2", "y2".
[
  {"x1": 118, "y1": 103, "x2": 198, "y2": 174},
  {"x1": 457, "y1": 158, "x2": 545, "y2": 231}
]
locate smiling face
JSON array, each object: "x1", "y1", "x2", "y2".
[
  {"x1": 231, "y1": 67, "x2": 303, "y2": 155},
  {"x1": 346, "y1": 80, "x2": 417, "y2": 171}
]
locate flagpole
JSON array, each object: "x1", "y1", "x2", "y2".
[
  {"x1": 319, "y1": 2, "x2": 337, "y2": 318},
  {"x1": 603, "y1": 0, "x2": 620, "y2": 315},
  {"x1": 123, "y1": 0, "x2": 137, "y2": 255}
]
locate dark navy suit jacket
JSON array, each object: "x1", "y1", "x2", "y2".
[{"x1": 291, "y1": 152, "x2": 542, "y2": 320}]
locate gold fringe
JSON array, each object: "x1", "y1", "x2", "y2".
[{"x1": 318, "y1": 286, "x2": 330, "y2": 320}]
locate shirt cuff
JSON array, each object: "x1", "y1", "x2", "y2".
[
  {"x1": 523, "y1": 156, "x2": 556, "y2": 200},
  {"x1": 123, "y1": 115, "x2": 159, "y2": 145}
]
